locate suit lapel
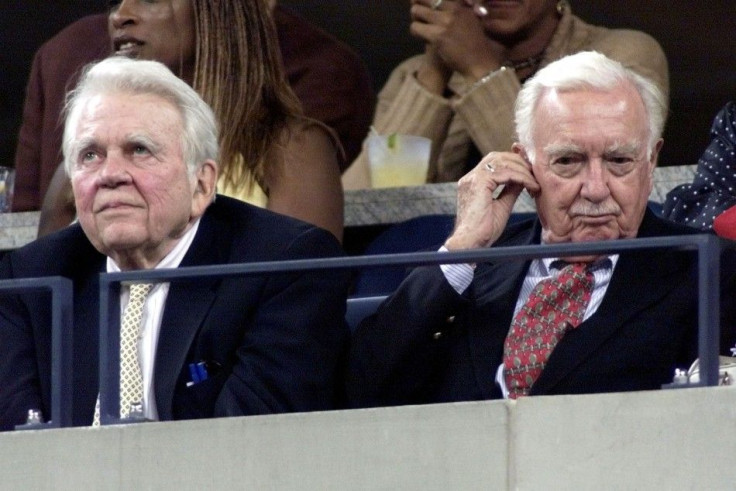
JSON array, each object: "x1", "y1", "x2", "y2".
[
  {"x1": 531, "y1": 212, "x2": 692, "y2": 394},
  {"x1": 154, "y1": 212, "x2": 223, "y2": 419}
]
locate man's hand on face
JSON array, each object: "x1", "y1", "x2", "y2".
[{"x1": 444, "y1": 151, "x2": 540, "y2": 251}]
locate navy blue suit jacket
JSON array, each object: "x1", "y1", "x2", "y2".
[
  {"x1": 347, "y1": 210, "x2": 736, "y2": 407},
  {"x1": 0, "y1": 196, "x2": 350, "y2": 430}
]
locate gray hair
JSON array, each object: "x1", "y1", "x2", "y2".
[
  {"x1": 62, "y1": 56, "x2": 219, "y2": 176},
  {"x1": 514, "y1": 51, "x2": 666, "y2": 161}
]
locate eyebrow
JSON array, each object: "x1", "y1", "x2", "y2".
[
  {"x1": 543, "y1": 140, "x2": 644, "y2": 159},
  {"x1": 126, "y1": 133, "x2": 162, "y2": 154},
  {"x1": 70, "y1": 133, "x2": 163, "y2": 159},
  {"x1": 543, "y1": 142, "x2": 583, "y2": 158},
  {"x1": 70, "y1": 136, "x2": 98, "y2": 161},
  {"x1": 602, "y1": 141, "x2": 643, "y2": 156}
]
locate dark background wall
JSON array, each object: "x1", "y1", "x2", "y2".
[
  {"x1": 1, "y1": 0, "x2": 108, "y2": 171},
  {"x1": 2, "y1": 1, "x2": 734, "y2": 174}
]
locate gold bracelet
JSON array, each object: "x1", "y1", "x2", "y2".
[{"x1": 468, "y1": 65, "x2": 508, "y2": 93}]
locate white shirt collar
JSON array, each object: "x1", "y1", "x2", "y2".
[{"x1": 106, "y1": 219, "x2": 201, "y2": 274}]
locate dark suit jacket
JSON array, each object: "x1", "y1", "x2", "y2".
[
  {"x1": 13, "y1": 9, "x2": 374, "y2": 211},
  {"x1": 0, "y1": 196, "x2": 351, "y2": 430},
  {"x1": 347, "y1": 210, "x2": 736, "y2": 407}
]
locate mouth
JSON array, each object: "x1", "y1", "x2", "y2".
[
  {"x1": 113, "y1": 36, "x2": 144, "y2": 57},
  {"x1": 576, "y1": 214, "x2": 616, "y2": 225},
  {"x1": 96, "y1": 201, "x2": 140, "y2": 214},
  {"x1": 482, "y1": 0, "x2": 522, "y2": 7}
]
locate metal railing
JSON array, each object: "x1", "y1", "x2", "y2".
[
  {"x1": 0, "y1": 277, "x2": 74, "y2": 430},
  {"x1": 7, "y1": 234, "x2": 727, "y2": 428}
]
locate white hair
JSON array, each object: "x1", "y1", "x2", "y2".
[
  {"x1": 514, "y1": 51, "x2": 666, "y2": 161},
  {"x1": 62, "y1": 56, "x2": 219, "y2": 176}
]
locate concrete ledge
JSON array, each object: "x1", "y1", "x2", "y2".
[
  {"x1": 512, "y1": 387, "x2": 736, "y2": 490},
  {"x1": 2, "y1": 386, "x2": 736, "y2": 489},
  {"x1": 343, "y1": 164, "x2": 696, "y2": 226},
  {"x1": 1, "y1": 401, "x2": 509, "y2": 490}
]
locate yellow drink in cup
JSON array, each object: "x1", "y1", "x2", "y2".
[{"x1": 367, "y1": 134, "x2": 431, "y2": 188}]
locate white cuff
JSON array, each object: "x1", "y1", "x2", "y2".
[{"x1": 438, "y1": 246, "x2": 475, "y2": 294}]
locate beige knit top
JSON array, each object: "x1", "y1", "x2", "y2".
[{"x1": 342, "y1": 6, "x2": 669, "y2": 189}]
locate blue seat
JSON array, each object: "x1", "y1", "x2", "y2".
[
  {"x1": 346, "y1": 295, "x2": 387, "y2": 331},
  {"x1": 648, "y1": 200, "x2": 663, "y2": 216},
  {"x1": 350, "y1": 212, "x2": 542, "y2": 296},
  {"x1": 351, "y1": 214, "x2": 455, "y2": 296}
]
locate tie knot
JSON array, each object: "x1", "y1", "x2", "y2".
[
  {"x1": 555, "y1": 262, "x2": 594, "y2": 288},
  {"x1": 554, "y1": 261, "x2": 588, "y2": 274},
  {"x1": 563, "y1": 262, "x2": 588, "y2": 277}
]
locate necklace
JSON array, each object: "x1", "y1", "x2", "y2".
[{"x1": 502, "y1": 52, "x2": 545, "y2": 72}]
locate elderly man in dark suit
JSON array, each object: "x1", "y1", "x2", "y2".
[
  {"x1": 0, "y1": 56, "x2": 350, "y2": 430},
  {"x1": 347, "y1": 51, "x2": 736, "y2": 407}
]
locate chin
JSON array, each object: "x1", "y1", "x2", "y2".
[
  {"x1": 571, "y1": 230, "x2": 620, "y2": 244},
  {"x1": 97, "y1": 227, "x2": 147, "y2": 250}
]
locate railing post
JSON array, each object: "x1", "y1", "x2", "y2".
[{"x1": 0, "y1": 277, "x2": 75, "y2": 430}]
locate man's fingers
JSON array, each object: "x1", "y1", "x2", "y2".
[
  {"x1": 475, "y1": 152, "x2": 540, "y2": 197},
  {"x1": 494, "y1": 182, "x2": 525, "y2": 215}
]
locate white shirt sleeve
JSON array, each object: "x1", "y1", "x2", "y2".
[{"x1": 438, "y1": 246, "x2": 475, "y2": 294}]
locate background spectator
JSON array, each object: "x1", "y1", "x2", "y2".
[{"x1": 342, "y1": 0, "x2": 669, "y2": 189}]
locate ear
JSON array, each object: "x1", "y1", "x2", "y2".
[
  {"x1": 649, "y1": 138, "x2": 664, "y2": 173},
  {"x1": 511, "y1": 142, "x2": 530, "y2": 163},
  {"x1": 190, "y1": 159, "x2": 217, "y2": 218}
]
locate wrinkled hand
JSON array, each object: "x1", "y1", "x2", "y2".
[
  {"x1": 445, "y1": 152, "x2": 540, "y2": 250},
  {"x1": 409, "y1": 0, "x2": 505, "y2": 80}
]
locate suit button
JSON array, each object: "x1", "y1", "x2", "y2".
[{"x1": 433, "y1": 331, "x2": 443, "y2": 340}]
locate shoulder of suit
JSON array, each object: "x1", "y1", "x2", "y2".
[
  {"x1": 496, "y1": 217, "x2": 538, "y2": 247},
  {"x1": 6, "y1": 223, "x2": 100, "y2": 276},
  {"x1": 206, "y1": 195, "x2": 318, "y2": 238}
]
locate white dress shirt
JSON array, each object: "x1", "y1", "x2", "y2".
[
  {"x1": 439, "y1": 246, "x2": 618, "y2": 398},
  {"x1": 107, "y1": 219, "x2": 200, "y2": 420}
]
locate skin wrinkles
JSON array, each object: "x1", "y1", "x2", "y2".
[
  {"x1": 526, "y1": 85, "x2": 661, "y2": 252},
  {"x1": 73, "y1": 134, "x2": 164, "y2": 170},
  {"x1": 70, "y1": 92, "x2": 216, "y2": 271},
  {"x1": 443, "y1": 80, "x2": 660, "y2": 258}
]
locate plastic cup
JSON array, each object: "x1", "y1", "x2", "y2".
[
  {"x1": 0, "y1": 167, "x2": 15, "y2": 213},
  {"x1": 367, "y1": 134, "x2": 431, "y2": 188}
]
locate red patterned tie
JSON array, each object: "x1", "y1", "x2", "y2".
[{"x1": 503, "y1": 262, "x2": 594, "y2": 399}]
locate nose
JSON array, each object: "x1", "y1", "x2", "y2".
[
  {"x1": 110, "y1": 0, "x2": 138, "y2": 30},
  {"x1": 96, "y1": 152, "x2": 133, "y2": 188},
  {"x1": 580, "y1": 160, "x2": 610, "y2": 203}
]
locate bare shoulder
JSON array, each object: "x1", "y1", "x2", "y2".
[{"x1": 280, "y1": 118, "x2": 342, "y2": 171}]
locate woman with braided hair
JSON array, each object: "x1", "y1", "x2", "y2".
[{"x1": 39, "y1": 0, "x2": 344, "y2": 241}]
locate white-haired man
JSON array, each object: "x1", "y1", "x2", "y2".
[
  {"x1": 348, "y1": 51, "x2": 736, "y2": 407},
  {"x1": 0, "y1": 57, "x2": 350, "y2": 430}
]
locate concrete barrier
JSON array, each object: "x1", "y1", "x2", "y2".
[{"x1": 2, "y1": 386, "x2": 735, "y2": 489}]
